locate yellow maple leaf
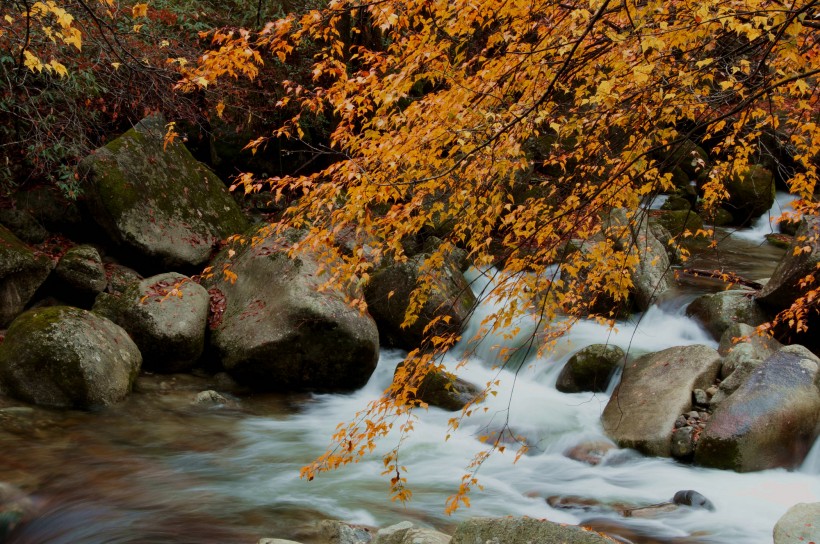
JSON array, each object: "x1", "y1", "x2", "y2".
[
  {"x1": 132, "y1": 3, "x2": 148, "y2": 18},
  {"x1": 215, "y1": 101, "x2": 225, "y2": 119},
  {"x1": 48, "y1": 59, "x2": 68, "y2": 77},
  {"x1": 23, "y1": 50, "x2": 44, "y2": 73}
]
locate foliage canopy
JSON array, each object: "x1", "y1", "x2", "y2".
[
  {"x1": 180, "y1": 0, "x2": 820, "y2": 507},
  {"x1": 7, "y1": 0, "x2": 820, "y2": 509}
]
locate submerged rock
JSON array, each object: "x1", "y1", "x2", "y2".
[
  {"x1": 0, "y1": 306, "x2": 141, "y2": 408},
  {"x1": 79, "y1": 114, "x2": 248, "y2": 269},
  {"x1": 601, "y1": 345, "x2": 721, "y2": 457},
  {"x1": 204, "y1": 227, "x2": 379, "y2": 392},
  {"x1": 557, "y1": 344, "x2": 624, "y2": 393},
  {"x1": 695, "y1": 346, "x2": 820, "y2": 471}
]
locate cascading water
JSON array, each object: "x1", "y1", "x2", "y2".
[
  {"x1": 2, "y1": 195, "x2": 818, "y2": 543},
  {"x1": 195, "y1": 263, "x2": 817, "y2": 544}
]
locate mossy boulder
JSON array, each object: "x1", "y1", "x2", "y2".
[
  {"x1": 54, "y1": 245, "x2": 107, "y2": 298},
  {"x1": 724, "y1": 165, "x2": 775, "y2": 226},
  {"x1": 601, "y1": 345, "x2": 721, "y2": 457},
  {"x1": 395, "y1": 363, "x2": 480, "y2": 411},
  {"x1": 365, "y1": 253, "x2": 476, "y2": 350},
  {"x1": 0, "y1": 209, "x2": 47, "y2": 244},
  {"x1": 685, "y1": 290, "x2": 769, "y2": 340},
  {"x1": 93, "y1": 272, "x2": 209, "y2": 372},
  {"x1": 0, "y1": 225, "x2": 53, "y2": 327},
  {"x1": 203, "y1": 226, "x2": 379, "y2": 392},
  {"x1": 695, "y1": 346, "x2": 820, "y2": 471},
  {"x1": 451, "y1": 517, "x2": 615, "y2": 544},
  {"x1": 557, "y1": 344, "x2": 624, "y2": 393},
  {"x1": 653, "y1": 209, "x2": 704, "y2": 238},
  {"x1": 78, "y1": 114, "x2": 249, "y2": 269},
  {"x1": 0, "y1": 306, "x2": 141, "y2": 409}
]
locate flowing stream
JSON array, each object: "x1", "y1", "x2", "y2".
[{"x1": 2, "y1": 199, "x2": 818, "y2": 543}]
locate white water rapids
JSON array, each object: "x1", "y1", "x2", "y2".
[{"x1": 178, "y1": 251, "x2": 820, "y2": 543}]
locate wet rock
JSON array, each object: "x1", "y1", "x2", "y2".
[
  {"x1": 204, "y1": 227, "x2": 379, "y2": 392},
  {"x1": 372, "y1": 521, "x2": 451, "y2": 544},
  {"x1": 773, "y1": 502, "x2": 820, "y2": 544},
  {"x1": 364, "y1": 252, "x2": 475, "y2": 350},
  {"x1": 0, "y1": 306, "x2": 141, "y2": 409},
  {"x1": 672, "y1": 490, "x2": 715, "y2": 511},
  {"x1": 670, "y1": 426, "x2": 696, "y2": 460},
  {"x1": 54, "y1": 244, "x2": 107, "y2": 298},
  {"x1": 602, "y1": 345, "x2": 721, "y2": 457},
  {"x1": 686, "y1": 291, "x2": 768, "y2": 340},
  {"x1": 0, "y1": 225, "x2": 53, "y2": 327},
  {"x1": 395, "y1": 364, "x2": 480, "y2": 411},
  {"x1": 79, "y1": 114, "x2": 249, "y2": 269},
  {"x1": 564, "y1": 441, "x2": 616, "y2": 465},
  {"x1": 724, "y1": 165, "x2": 775, "y2": 226},
  {"x1": 557, "y1": 344, "x2": 624, "y2": 393},
  {"x1": 317, "y1": 520, "x2": 373, "y2": 544},
  {"x1": 758, "y1": 216, "x2": 820, "y2": 313},
  {"x1": 0, "y1": 208, "x2": 47, "y2": 243},
  {"x1": 451, "y1": 517, "x2": 615, "y2": 544},
  {"x1": 765, "y1": 233, "x2": 793, "y2": 249},
  {"x1": 717, "y1": 323, "x2": 782, "y2": 359},
  {"x1": 192, "y1": 390, "x2": 238, "y2": 409},
  {"x1": 93, "y1": 272, "x2": 209, "y2": 373},
  {"x1": 695, "y1": 346, "x2": 820, "y2": 471}
]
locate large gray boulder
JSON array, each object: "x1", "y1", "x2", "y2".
[
  {"x1": 759, "y1": 216, "x2": 820, "y2": 312},
  {"x1": 602, "y1": 209, "x2": 673, "y2": 311},
  {"x1": 364, "y1": 253, "x2": 475, "y2": 350},
  {"x1": 93, "y1": 272, "x2": 209, "y2": 372},
  {"x1": 0, "y1": 306, "x2": 141, "y2": 408},
  {"x1": 601, "y1": 345, "x2": 721, "y2": 456},
  {"x1": 451, "y1": 517, "x2": 615, "y2": 544},
  {"x1": 557, "y1": 344, "x2": 624, "y2": 393},
  {"x1": 773, "y1": 503, "x2": 820, "y2": 544},
  {"x1": 372, "y1": 522, "x2": 450, "y2": 544},
  {"x1": 78, "y1": 114, "x2": 248, "y2": 269},
  {"x1": 54, "y1": 245, "x2": 107, "y2": 297},
  {"x1": 695, "y1": 346, "x2": 820, "y2": 471},
  {"x1": 204, "y1": 228, "x2": 379, "y2": 391},
  {"x1": 0, "y1": 225, "x2": 53, "y2": 327},
  {"x1": 717, "y1": 322, "x2": 782, "y2": 358},
  {"x1": 686, "y1": 290, "x2": 768, "y2": 340},
  {"x1": 724, "y1": 165, "x2": 775, "y2": 226}
]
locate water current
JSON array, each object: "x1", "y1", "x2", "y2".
[{"x1": 1, "y1": 196, "x2": 817, "y2": 543}]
